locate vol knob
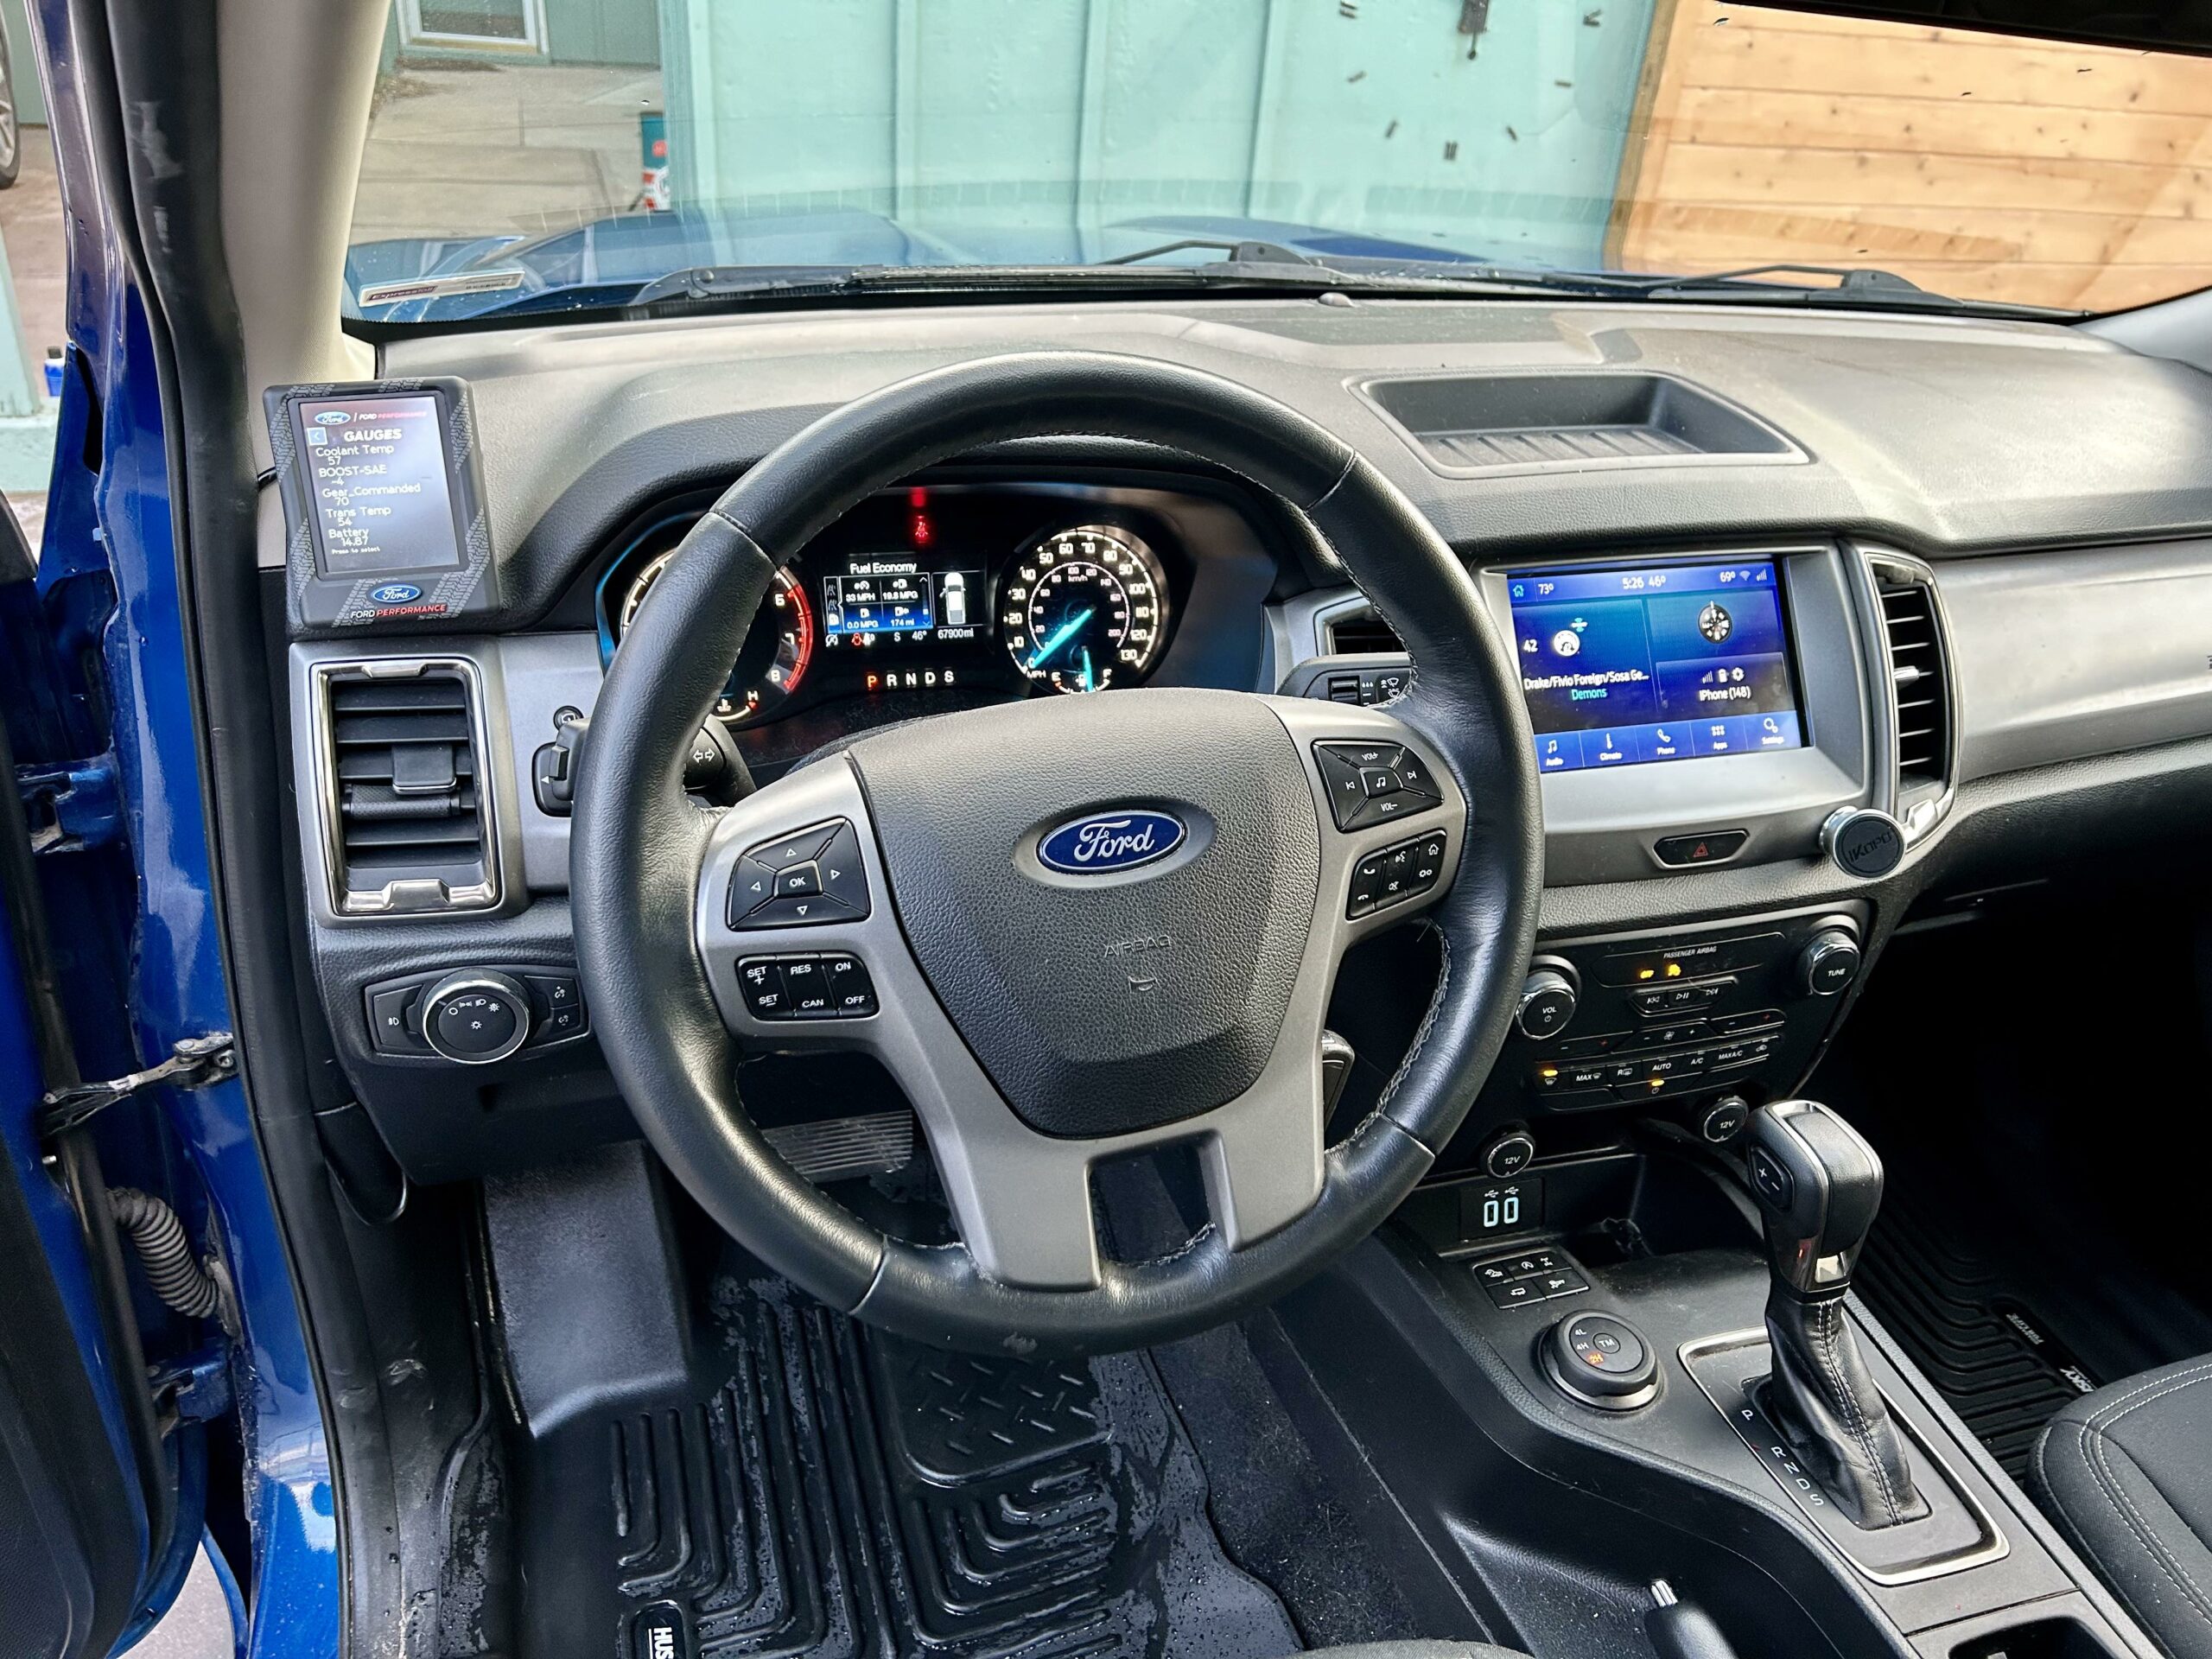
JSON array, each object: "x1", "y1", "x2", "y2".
[{"x1": 1516, "y1": 966, "x2": 1579, "y2": 1040}]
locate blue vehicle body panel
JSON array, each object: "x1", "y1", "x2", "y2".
[{"x1": 13, "y1": 0, "x2": 344, "y2": 1650}]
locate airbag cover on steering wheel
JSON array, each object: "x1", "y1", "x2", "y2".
[{"x1": 847, "y1": 687, "x2": 1319, "y2": 1139}]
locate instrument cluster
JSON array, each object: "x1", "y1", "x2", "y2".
[{"x1": 596, "y1": 485, "x2": 1184, "y2": 728}]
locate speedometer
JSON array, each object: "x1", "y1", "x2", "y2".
[
  {"x1": 618, "y1": 548, "x2": 815, "y2": 721},
  {"x1": 1001, "y1": 526, "x2": 1169, "y2": 694}
]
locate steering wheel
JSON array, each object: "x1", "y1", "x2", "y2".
[{"x1": 571, "y1": 353, "x2": 1541, "y2": 1354}]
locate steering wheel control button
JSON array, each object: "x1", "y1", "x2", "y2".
[
  {"x1": 1344, "y1": 829, "x2": 1449, "y2": 919},
  {"x1": 729, "y1": 819, "x2": 872, "y2": 927},
  {"x1": 817, "y1": 822, "x2": 871, "y2": 917},
  {"x1": 822, "y1": 954, "x2": 878, "y2": 1017},
  {"x1": 1653, "y1": 829, "x2": 1750, "y2": 868},
  {"x1": 1516, "y1": 965, "x2": 1580, "y2": 1039},
  {"x1": 1822, "y1": 807, "x2": 1907, "y2": 880},
  {"x1": 737, "y1": 954, "x2": 876, "y2": 1021},
  {"x1": 1543, "y1": 1312, "x2": 1660, "y2": 1409},
  {"x1": 779, "y1": 957, "x2": 835, "y2": 1017},
  {"x1": 737, "y1": 958, "x2": 792, "y2": 1019},
  {"x1": 1313, "y1": 741, "x2": 1444, "y2": 831},
  {"x1": 421, "y1": 972, "x2": 531, "y2": 1065}
]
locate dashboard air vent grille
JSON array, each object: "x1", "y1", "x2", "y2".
[
  {"x1": 1327, "y1": 609, "x2": 1403, "y2": 655},
  {"x1": 1874, "y1": 569, "x2": 1952, "y2": 791},
  {"x1": 320, "y1": 664, "x2": 496, "y2": 914}
]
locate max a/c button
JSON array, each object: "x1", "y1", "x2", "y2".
[{"x1": 1654, "y1": 829, "x2": 1749, "y2": 868}]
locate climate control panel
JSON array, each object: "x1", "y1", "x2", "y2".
[{"x1": 1458, "y1": 908, "x2": 1868, "y2": 1147}]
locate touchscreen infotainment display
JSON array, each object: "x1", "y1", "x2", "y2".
[{"x1": 1506, "y1": 559, "x2": 1804, "y2": 772}]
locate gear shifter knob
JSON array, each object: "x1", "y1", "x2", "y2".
[{"x1": 1744, "y1": 1099, "x2": 1885, "y2": 1298}]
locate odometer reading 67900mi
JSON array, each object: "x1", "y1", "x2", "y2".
[{"x1": 1001, "y1": 525, "x2": 1170, "y2": 694}]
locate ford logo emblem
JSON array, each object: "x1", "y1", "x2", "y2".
[
  {"x1": 369, "y1": 582, "x2": 423, "y2": 605},
  {"x1": 1037, "y1": 810, "x2": 1185, "y2": 875},
  {"x1": 313, "y1": 410, "x2": 353, "y2": 425}
]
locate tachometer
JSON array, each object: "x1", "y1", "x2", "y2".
[
  {"x1": 1001, "y1": 525, "x2": 1169, "y2": 694},
  {"x1": 618, "y1": 549, "x2": 815, "y2": 721}
]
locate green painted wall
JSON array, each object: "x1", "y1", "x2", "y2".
[
  {"x1": 655, "y1": 0, "x2": 1656, "y2": 268},
  {"x1": 2, "y1": 0, "x2": 47, "y2": 128}
]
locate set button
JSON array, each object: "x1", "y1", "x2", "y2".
[
  {"x1": 1313, "y1": 741, "x2": 1444, "y2": 831},
  {"x1": 729, "y1": 819, "x2": 872, "y2": 928},
  {"x1": 1348, "y1": 830, "x2": 1448, "y2": 918},
  {"x1": 737, "y1": 953, "x2": 877, "y2": 1021}
]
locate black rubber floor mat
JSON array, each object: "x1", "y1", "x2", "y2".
[
  {"x1": 513, "y1": 1278, "x2": 1300, "y2": 1659},
  {"x1": 1853, "y1": 1201, "x2": 2097, "y2": 1481}
]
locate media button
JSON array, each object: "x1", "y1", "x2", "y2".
[{"x1": 1535, "y1": 734, "x2": 1581, "y2": 773}]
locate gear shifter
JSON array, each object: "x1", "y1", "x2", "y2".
[{"x1": 1744, "y1": 1100, "x2": 1926, "y2": 1530}]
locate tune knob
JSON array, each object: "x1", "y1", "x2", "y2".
[
  {"x1": 421, "y1": 971, "x2": 531, "y2": 1065},
  {"x1": 1516, "y1": 965, "x2": 1580, "y2": 1040},
  {"x1": 1794, "y1": 930, "x2": 1863, "y2": 999}
]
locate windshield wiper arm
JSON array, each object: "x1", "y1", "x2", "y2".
[{"x1": 622, "y1": 256, "x2": 1390, "y2": 310}]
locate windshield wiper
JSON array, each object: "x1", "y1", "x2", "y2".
[
  {"x1": 1592, "y1": 262, "x2": 2082, "y2": 317},
  {"x1": 618, "y1": 255, "x2": 1455, "y2": 312}
]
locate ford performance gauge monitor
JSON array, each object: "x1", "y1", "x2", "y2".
[
  {"x1": 267, "y1": 377, "x2": 500, "y2": 632},
  {"x1": 1507, "y1": 558, "x2": 1807, "y2": 774}
]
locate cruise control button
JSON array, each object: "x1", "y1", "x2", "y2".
[
  {"x1": 736, "y1": 958, "x2": 791, "y2": 1020},
  {"x1": 822, "y1": 954, "x2": 878, "y2": 1018},
  {"x1": 817, "y1": 821, "x2": 872, "y2": 918},
  {"x1": 779, "y1": 957, "x2": 835, "y2": 1018}
]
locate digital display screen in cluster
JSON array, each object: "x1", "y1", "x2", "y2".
[
  {"x1": 820, "y1": 555, "x2": 985, "y2": 647},
  {"x1": 1507, "y1": 559, "x2": 1806, "y2": 773}
]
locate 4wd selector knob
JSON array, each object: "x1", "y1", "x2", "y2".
[
  {"x1": 1516, "y1": 964, "x2": 1580, "y2": 1040},
  {"x1": 422, "y1": 971, "x2": 531, "y2": 1065}
]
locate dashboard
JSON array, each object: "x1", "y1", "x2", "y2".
[{"x1": 263, "y1": 298, "x2": 2212, "y2": 1194}]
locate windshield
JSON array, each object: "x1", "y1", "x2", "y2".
[{"x1": 350, "y1": 2, "x2": 2212, "y2": 323}]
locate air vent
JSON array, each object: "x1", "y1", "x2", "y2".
[
  {"x1": 1872, "y1": 564, "x2": 1953, "y2": 793},
  {"x1": 1327, "y1": 607, "x2": 1403, "y2": 655},
  {"x1": 315, "y1": 662, "x2": 497, "y2": 915}
]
